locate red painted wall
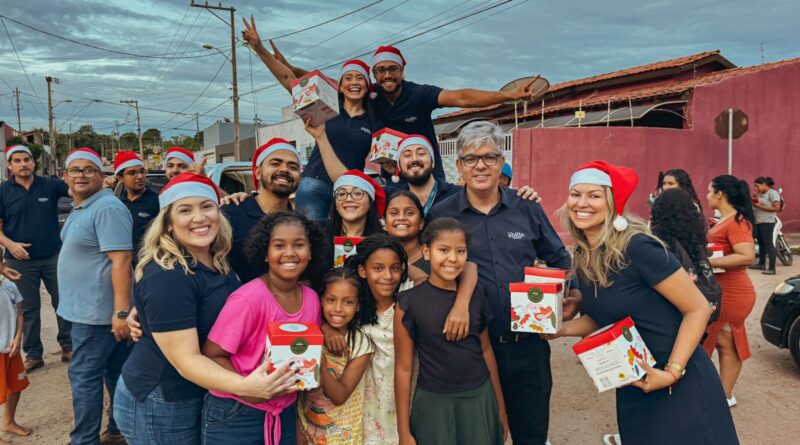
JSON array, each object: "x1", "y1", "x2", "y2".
[{"x1": 513, "y1": 60, "x2": 800, "y2": 234}]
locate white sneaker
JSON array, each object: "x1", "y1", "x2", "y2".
[{"x1": 727, "y1": 395, "x2": 737, "y2": 407}]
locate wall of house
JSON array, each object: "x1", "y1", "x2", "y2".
[{"x1": 512, "y1": 60, "x2": 800, "y2": 233}]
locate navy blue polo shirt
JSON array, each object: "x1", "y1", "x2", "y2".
[
  {"x1": 0, "y1": 175, "x2": 69, "y2": 260},
  {"x1": 372, "y1": 80, "x2": 445, "y2": 179},
  {"x1": 119, "y1": 188, "x2": 160, "y2": 259},
  {"x1": 122, "y1": 260, "x2": 240, "y2": 401},
  {"x1": 427, "y1": 187, "x2": 572, "y2": 337},
  {"x1": 302, "y1": 99, "x2": 379, "y2": 184},
  {"x1": 385, "y1": 177, "x2": 461, "y2": 216}
]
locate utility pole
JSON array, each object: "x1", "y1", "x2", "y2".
[
  {"x1": 121, "y1": 100, "x2": 143, "y2": 158},
  {"x1": 192, "y1": 1, "x2": 240, "y2": 161},
  {"x1": 46, "y1": 76, "x2": 59, "y2": 176},
  {"x1": 114, "y1": 120, "x2": 121, "y2": 152},
  {"x1": 194, "y1": 112, "x2": 201, "y2": 148},
  {"x1": 68, "y1": 123, "x2": 73, "y2": 153},
  {"x1": 14, "y1": 87, "x2": 22, "y2": 131}
]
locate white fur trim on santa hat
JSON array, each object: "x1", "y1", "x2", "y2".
[
  {"x1": 568, "y1": 168, "x2": 612, "y2": 190},
  {"x1": 333, "y1": 174, "x2": 375, "y2": 200},
  {"x1": 398, "y1": 136, "x2": 435, "y2": 162},
  {"x1": 255, "y1": 142, "x2": 301, "y2": 168},
  {"x1": 165, "y1": 150, "x2": 193, "y2": 167},
  {"x1": 372, "y1": 51, "x2": 404, "y2": 67},
  {"x1": 6, "y1": 145, "x2": 31, "y2": 160},
  {"x1": 66, "y1": 150, "x2": 103, "y2": 170},
  {"x1": 114, "y1": 159, "x2": 144, "y2": 175},
  {"x1": 159, "y1": 181, "x2": 219, "y2": 209},
  {"x1": 340, "y1": 62, "x2": 369, "y2": 83}
]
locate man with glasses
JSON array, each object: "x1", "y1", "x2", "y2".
[
  {"x1": 58, "y1": 148, "x2": 132, "y2": 445},
  {"x1": 370, "y1": 45, "x2": 540, "y2": 180},
  {"x1": 113, "y1": 151, "x2": 159, "y2": 264},
  {"x1": 427, "y1": 121, "x2": 581, "y2": 445},
  {"x1": 221, "y1": 138, "x2": 302, "y2": 282},
  {"x1": 0, "y1": 144, "x2": 73, "y2": 372}
]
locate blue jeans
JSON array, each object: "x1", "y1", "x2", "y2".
[
  {"x1": 201, "y1": 394, "x2": 296, "y2": 445},
  {"x1": 68, "y1": 322, "x2": 131, "y2": 445},
  {"x1": 114, "y1": 377, "x2": 203, "y2": 445},
  {"x1": 295, "y1": 176, "x2": 333, "y2": 225}
]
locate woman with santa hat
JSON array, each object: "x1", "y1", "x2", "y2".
[
  {"x1": 113, "y1": 173, "x2": 295, "y2": 444},
  {"x1": 543, "y1": 161, "x2": 738, "y2": 445},
  {"x1": 241, "y1": 16, "x2": 382, "y2": 227}
]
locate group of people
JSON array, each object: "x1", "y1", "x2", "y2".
[{"x1": 0, "y1": 14, "x2": 775, "y2": 445}]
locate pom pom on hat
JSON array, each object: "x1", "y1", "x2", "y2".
[
  {"x1": 251, "y1": 138, "x2": 302, "y2": 189},
  {"x1": 65, "y1": 147, "x2": 103, "y2": 171},
  {"x1": 159, "y1": 172, "x2": 220, "y2": 209},
  {"x1": 113, "y1": 150, "x2": 144, "y2": 175},
  {"x1": 5, "y1": 144, "x2": 31, "y2": 160},
  {"x1": 165, "y1": 146, "x2": 195, "y2": 166},
  {"x1": 333, "y1": 170, "x2": 386, "y2": 218},
  {"x1": 569, "y1": 160, "x2": 639, "y2": 231}
]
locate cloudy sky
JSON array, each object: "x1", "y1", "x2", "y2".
[{"x1": 0, "y1": 0, "x2": 797, "y2": 139}]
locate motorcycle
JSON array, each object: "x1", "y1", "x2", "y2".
[{"x1": 754, "y1": 188, "x2": 793, "y2": 266}]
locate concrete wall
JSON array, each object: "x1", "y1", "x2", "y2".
[
  {"x1": 256, "y1": 107, "x2": 316, "y2": 164},
  {"x1": 203, "y1": 122, "x2": 258, "y2": 152},
  {"x1": 512, "y1": 60, "x2": 800, "y2": 233}
]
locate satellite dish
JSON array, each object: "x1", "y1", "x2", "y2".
[{"x1": 500, "y1": 75, "x2": 549, "y2": 102}]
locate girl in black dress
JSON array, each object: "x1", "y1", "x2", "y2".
[{"x1": 546, "y1": 161, "x2": 738, "y2": 445}]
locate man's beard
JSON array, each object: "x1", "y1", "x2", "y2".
[
  {"x1": 401, "y1": 163, "x2": 434, "y2": 187},
  {"x1": 260, "y1": 172, "x2": 297, "y2": 198}
]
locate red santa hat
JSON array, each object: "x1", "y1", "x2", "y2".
[
  {"x1": 251, "y1": 138, "x2": 302, "y2": 189},
  {"x1": 569, "y1": 160, "x2": 639, "y2": 231},
  {"x1": 113, "y1": 150, "x2": 144, "y2": 175},
  {"x1": 158, "y1": 172, "x2": 220, "y2": 209},
  {"x1": 372, "y1": 45, "x2": 406, "y2": 69},
  {"x1": 333, "y1": 169, "x2": 386, "y2": 218},
  {"x1": 5, "y1": 144, "x2": 31, "y2": 161},
  {"x1": 165, "y1": 146, "x2": 195, "y2": 167},
  {"x1": 65, "y1": 147, "x2": 103, "y2": 171}
]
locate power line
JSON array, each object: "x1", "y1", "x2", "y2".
[
  {"x1": 1, "y1": 16, "x2": 46, "y2": 115},
  {"x1": 153, "y1": 58, "x2": 229, "y2": 127},
  {"x1": 268, "y1": 0, "x2": 384, "y2": 40},
  {"x1": 139, "y1": 5, "x2": 193, "y2": 92}
]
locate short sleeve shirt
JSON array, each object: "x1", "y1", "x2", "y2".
[
  {"x1": 0, "y1": 175, "x2": 70, "y2": 260},
  {"x1": 119, "y1": 188, "x2": 160, "y2": 259},
  {"x1": 384, "y1": 177, "x2": 462, "y2": 217},
  {"x1": 397, "y1": 280, "x2": 492, "y2": 393},
  {"x1": 57, "y1": 189, "x2": 133, "y2": 325},
  {"x1": 707, "y1": 216, "x2": 754, "y2": 272},
  {"x1": 372, "y1": 81, "x2": 446, "y2": 180},
  {"x1": 221, "y1": 198, "x2": 269, "y2": 283},
  {"x1": 121, "y1": 261, "x2": 241, "y2": 401},
  {"x1": 754, "y1": 189, "x2": 781, "y2": 224},
  {"x1": 0, "y1": 279, "x2": 23, "y2": 353}
]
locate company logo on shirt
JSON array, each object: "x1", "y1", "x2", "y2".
[
  {"x1": 507, "y1": 232, "x2": 526, "y2": 240},
  {"x1": 38, "y1": 197, "x2": 49, "y2": 203},
  {"x1": 360, "y1": 127, "x2": 371, "y2": 135},
  {"x1": 404, "y1": 116, "x2": 418, "y2": 123},
  {"x1": 137, "y1": 212, "x2": 151, "y2": 218}
]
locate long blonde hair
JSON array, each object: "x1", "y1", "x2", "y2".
[
  {"x1": 559, "y1": 187, "x2": 663, "y2": 288},
  {"x1": 134, "y1": 203, "x2": 232, "y2": 281}
]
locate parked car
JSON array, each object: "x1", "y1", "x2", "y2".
[{"x1": 760, "y1": 275, "x2": 800, "y2": 367}]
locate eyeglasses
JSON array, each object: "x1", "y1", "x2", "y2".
[
  {"x1": 334, "y1": 189, "x2": 366, "y2": 202},
  {"x1": 123, "y1": 168, "x2": 146, "y2": 177},
  {"x1": 66, "y1": 167, "x2": 100, "y2": 178},
  {"x1": 372, "y1": 65, "x2": 402, "y2": 76},
  {"x1": 459, "y1": 153, "x2": 501, "y2": 168}
]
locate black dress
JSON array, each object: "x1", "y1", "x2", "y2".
[{"x1": 578, "y1": 235, "x2": 739, "y2": 445}]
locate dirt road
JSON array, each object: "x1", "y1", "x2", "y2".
[{"x1": 3, "y1": 267, "x2": 799, "y2": 444}]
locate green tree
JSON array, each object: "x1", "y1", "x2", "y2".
[
  {"x1": 143, "y1": 128, "x2": 161, "y2": 144},
  {"x1": 6, "y1": 136, "x2": 44, "y2": 172},
  {"x1": 120, "y1": 132, "x2": 138, "y2": 150}
]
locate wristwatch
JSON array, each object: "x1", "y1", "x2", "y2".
[{"x1": 115, "y1": 310, "x2": 129, "y2": 320}]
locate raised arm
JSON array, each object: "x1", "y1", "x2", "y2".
[
  {"x1": 241, "y1": 15, "x2": 297, "y2": 92},
  {"x1": 438, "y1": 76, "x2": 541, "y2": 108},
  {"x1": 303, "y1": 119, "x2": 348, "y2": 181}
]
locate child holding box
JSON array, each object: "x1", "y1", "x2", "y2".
[
  {"x1": 395, "y1": 218, "x2": 508, "y2": 445},
  {"x1": 202, "y1": 212, "x2": 326, "y2": 445},
  {"x1": 0, "y1": 261, "x2": 30, "y2": 442},
  {"x1": 546, "y1": 161, "x2": 738, "y2": 445}
]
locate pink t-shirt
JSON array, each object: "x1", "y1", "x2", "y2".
[{"x1": 208, "y1": 278, "x2": 321, "y2": 406}]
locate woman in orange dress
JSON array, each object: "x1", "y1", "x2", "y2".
[{"x1": 703, "y1": 175, "x2": 756, "y2": 407}]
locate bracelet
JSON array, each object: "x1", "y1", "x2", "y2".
[{"x1": 665, "y1": 361, "x2": 686, "y2": 376}]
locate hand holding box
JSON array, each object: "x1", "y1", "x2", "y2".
[
  {"x1": 509, "y1": 282, "x2": 563, "y2": 334},
  {"x1": 368, "y1": 128, "x2": 408, "y2": 164},
  {"x1": 707, "y1": 243, "x2": 725, "y2": 274},
  {"x1": 333, "y1": 236, "x2": 364, "y2": 268},
  {"x1": 265, "y1": 322, "x2": 323, "y2": 389},
  {"x1": 291, "y1": 70, "x2": 340, "y2": 126}
]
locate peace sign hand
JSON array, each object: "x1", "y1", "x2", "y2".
[{"x1": 242, "y1": 15, "x2": 263, "y2": 49}]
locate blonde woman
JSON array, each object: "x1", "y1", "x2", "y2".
[
  {"x1": 113, "y1": 173, "x2": 296, "y2": 445},
  {"x1": 545, "y1": 161, "x2": 738, "y2": 445}
]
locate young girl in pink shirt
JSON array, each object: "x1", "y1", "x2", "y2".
[{"x1": 202, "y1": 212, "x2": 326, "y2": 445}]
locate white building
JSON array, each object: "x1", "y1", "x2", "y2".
[
  {"x1": 256, "y1": 106, "x2": 316, "y2": 164},
  {"x1": 202, "y1": 121, "x2": 259, "y2": 152}
]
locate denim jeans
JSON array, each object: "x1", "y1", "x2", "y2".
[
  {"x1": 201, "y1": 394, "x2": 296, "y2": 445},
  {"x1": 6, "y1": 254, "x2": 72, "y2": 359},
  {"x1": 68, "y1": 322, "x2": 131, "y2": 445},
  {"x1": 295, "y1": 176, "x2": 333, "y2": 226},
  {"x1": 114, "y1": 377, "x2": 203, "y2": 445}
]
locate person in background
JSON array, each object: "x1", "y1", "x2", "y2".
[
  {"x1": 58, "y1": 148, "x2": 133, "y2": 445},
  {"x1": 164, "y1": 146, "x2": 196, "y2": 180},
  {"x1": 750, "y1": 176, "x2": 781, "y2": 275},
  {"x1": 221, "y1": 139, "x2": 302, "y2": 283},
  {"x1": 649, "y1": 169, "x2": 703, "y2": 213},
  {"x1": 113, "y1": 151, "x2": 159, "y2": 263},
  {"x1": 703, "y1": 175, "x2": 756, "y2": 408},
  {"x1": 548, "y1": 160, "x2": 738, "y2": 445},
  {"x1": 0, "y1": 259, "x2": 31, "y2": 442},
  {"x1": 500, "y1": 162, "x2": 512, "y2": 188}
]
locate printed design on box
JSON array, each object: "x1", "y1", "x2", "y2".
[
  {"x1": 509, "y1": 282, "x2": 562, "y2": 334},
  {"x1": 266, "y1": 322, "x2": 324, "y2": 389},
  {"x1": 707, "y1": 243, "x2": 725, "y2": 274},
  {"x1": 334, "y1": 237, "x2": 364, "y2": 268},
  {"x1": 572, "y1": 317, "x2": 657, "y2": 392},
  {"x1": 368, "y1": 128, "x2": 408, "y2": 164},
  {"x1": 291, "y1": 70, "x2": 340, "y2": 126}
]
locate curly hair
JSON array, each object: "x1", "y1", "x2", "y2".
[
  {"x1": 663, "y1": 169, "x2": 703, "y2": 212},
  {"x1": 651, "y1": 188, "x2": 708, "y2": 266},
  {"x1": 318, "y1": 265, "x2": 377, "y2": 354},
  {"x1": 346, "y1": 233, "x2": 408, "y2": 307},
  {"x1": 244, "y1": 211, "x2": 326, "y2": 281}
]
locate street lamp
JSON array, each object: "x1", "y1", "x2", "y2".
[{"x1": 203, "y1": 43, "x2": 240, "y2": 161}]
